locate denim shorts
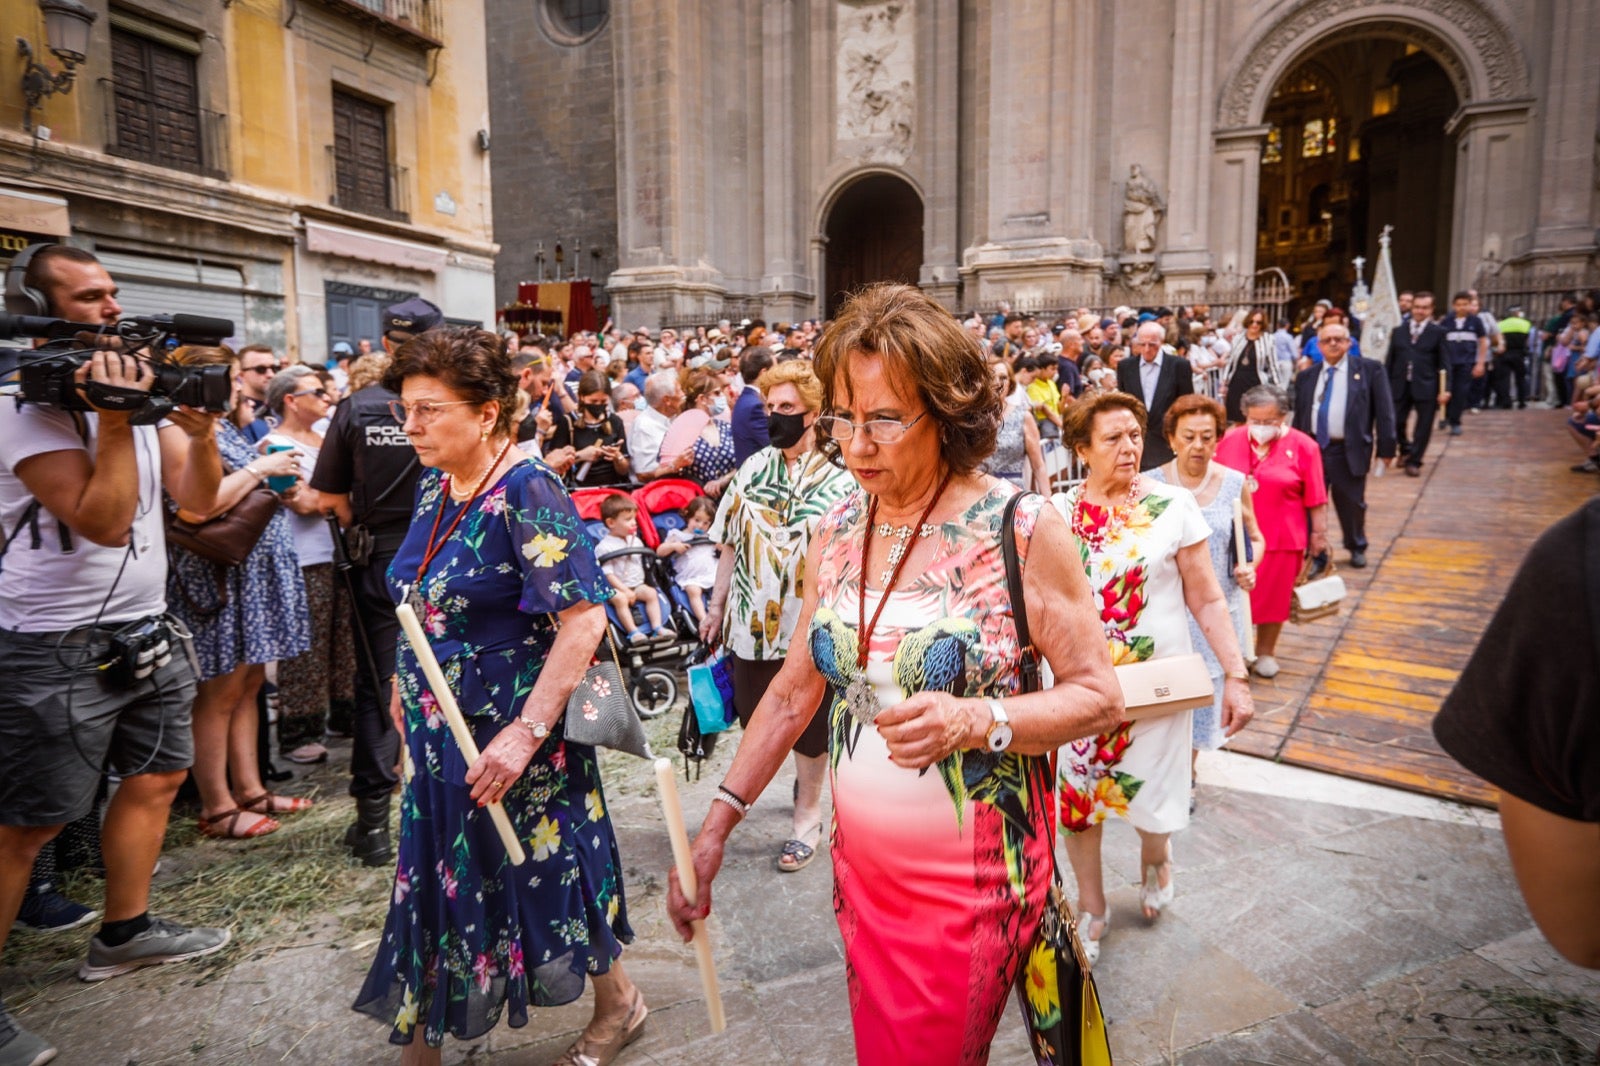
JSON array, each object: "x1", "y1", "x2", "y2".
[{"x1": 0, "y1": 621, "x2": 197, "y2": 827}]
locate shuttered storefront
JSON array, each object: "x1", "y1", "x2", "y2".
[{"x1": 94, "y1": 250, "x2": 249, "y2": 340}]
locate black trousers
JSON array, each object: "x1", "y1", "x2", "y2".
[
  {"x1": 1491, "y1": 352, "x2": 1527, "y2": 407},
  {"x1": 1321, "y1": 442, "x2": 1368, "y2": 552},
  {"x1": 1444, "y1": 364, "x2": 1476, "y2": 427},
  {"x1": 1394, "y1": 384, "x2": 1438, "y2": 468},
  {"x1": 346, "y1": 552, "x2": 401, "y2": 800}
]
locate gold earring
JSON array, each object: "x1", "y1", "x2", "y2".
[{"x1": 481, "y1": 429, "x2": 490, "y2": 441}]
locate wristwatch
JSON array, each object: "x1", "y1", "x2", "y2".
[
  {"x1": 518, "y1": 715, "x2": 550, "y2": 740},
  {"x1": 1224, "y1": 670, "x2": 1250, "y2": 682},
  {"x1": 984, "y1": 699, "x2": 1014, "y2": 753}
]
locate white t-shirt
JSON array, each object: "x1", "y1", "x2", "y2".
[
  {"x1": 0, "y1": 404, "x2": 168, "y2": 631},
  {"x1": 264, "y1": 432, "x2": 334, "y2": 567},
  {"x1": 595, "y1": 533, "x2": 647, "y2": 588}
]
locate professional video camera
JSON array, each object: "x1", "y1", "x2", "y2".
[{"x1": 0, "y1": 310, "x2": 235, "y2": 424}]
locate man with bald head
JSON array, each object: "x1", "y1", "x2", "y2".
[
  {"x1": 1292, "y1": 321, "x2": 1396, "y2": 567},
  {"x1": 1115, "y1": 320, "x2": 1194, "y2": 468}
]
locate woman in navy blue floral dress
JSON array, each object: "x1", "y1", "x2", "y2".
[{"x1": 352, "y1": 328, "x2": 645, "y2": 1066}]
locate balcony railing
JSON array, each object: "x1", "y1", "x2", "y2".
[
  {"x1": 326, "y1": 145, "x2": 410, "y2": 223},
  {"x1": 101, "y1": 79, "x2": 229, "y2": 180},
  {"x1": 311, "y1": 0, "x2": 444, "y2": 47}
]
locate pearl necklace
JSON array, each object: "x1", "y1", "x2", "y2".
[{"x1": 448, "y1": 447, "x2": 502, "y2": 501}]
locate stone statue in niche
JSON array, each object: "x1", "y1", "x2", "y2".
[
  {"x1": 1121, "y1": 164, "x2": 1165, "y2": 255},
  {"x1": 837, "y1": 1, "x2": 915, "y2": 160}
]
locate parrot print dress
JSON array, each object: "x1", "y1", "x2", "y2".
[{"x1": 807, "y1": 483, "x2": 1056, "y2": 1066}]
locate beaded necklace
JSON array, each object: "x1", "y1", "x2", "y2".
[{"x1": 1070, "y1": 474, "x2": 1143, "y2": 553}]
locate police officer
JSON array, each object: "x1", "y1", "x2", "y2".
[
  {"x1": 1493, "y1": 305, "x2": 1532, "y2": 410},
  {"x1": 309, "y1": 297, "x2": 439, "y2": 864}
]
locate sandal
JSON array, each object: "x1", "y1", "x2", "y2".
[
  {"x1": 237, "y1": 791, "x2": 314, "y2": 816},
  {"x1": 199, "y1": 807, "x2": 279, "y2": 839},
  {"x1": 1075, "y1": 910, "x2": 1108, "y2": 966},
  {"x1": 1140, "y1": 861, "x2": 1175, "y2": 920},
  {"x1": 778, "y1": 823, "x2": 823, "y2": 873},
  {"x1": 285, "y1": 742, "x2": 328, "y2": 765},
  {"x1": 556, "y1": 987, "x2": 648, "y2": 1066}
]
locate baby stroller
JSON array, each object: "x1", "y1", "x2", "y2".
[{"x1": 569, "y1": 485, "x2": 705, "y2": 718}]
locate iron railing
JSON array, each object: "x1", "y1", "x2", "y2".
[
  {"x1": 315, "y1": 0, "x2": 444, "y2": 46},
  {"x1": 100, "y1": 78, "x2": 229, "y2": 180},
  {"x1": 326, "y1": 145, "x2": 410, "y2": 222}
]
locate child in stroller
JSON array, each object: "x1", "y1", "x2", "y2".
[
  {"x1": 654, "y1": 496, "x2": 719, "y2": 625},
  {"x1": 595, "y1": 494, "x2": 670, "y2": 643}
]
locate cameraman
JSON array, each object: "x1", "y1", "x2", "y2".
[
  {"x1": 308, "y1": 297, "x2": 437, "y2": 866},
  {"x1": 0, "y1": 245, "x2": 231, "y2": 1065}
]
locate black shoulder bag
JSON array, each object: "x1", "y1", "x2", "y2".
[{"x1": 1003, "y1": 491, "x2": 1115, "y2": 1066}]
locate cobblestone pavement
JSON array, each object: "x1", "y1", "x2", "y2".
[{"x1": 5, "y1": 721, "x2": 1597, "y2": 1064}]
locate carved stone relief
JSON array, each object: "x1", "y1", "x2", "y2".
[
  {"x1": 1216, "y1": 0, "x2": 1530, "y2": 129},
  {"x1": 836, "y1": 0, "x2": 916, "y2": 164}
]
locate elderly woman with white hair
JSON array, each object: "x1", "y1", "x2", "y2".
[{"x1": 263, "y1": 367, "x2": 354, "y2": 765}]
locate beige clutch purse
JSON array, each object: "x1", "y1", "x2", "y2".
[{"x1": 1114, "y1": 653, "x2": 1214, "y2": 719}]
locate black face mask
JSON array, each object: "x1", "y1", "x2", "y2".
[
  {"x1": 583, "y1": 403, "x2": 609, "y2": 419},
  {"x1": 767, "y1": 411, "x2": 809, "y2": 449}
]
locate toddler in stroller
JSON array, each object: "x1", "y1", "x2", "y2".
[
  {"x1": 595, "y1": 494, "x2": 670, "y2": 643},
  {"x1": 654, "y1": 496, "x2": 719, "y2": 624}
]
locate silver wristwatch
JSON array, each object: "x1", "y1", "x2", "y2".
[{"x1": 984, "y1": 699, "x2": 1014, "y2": 753}]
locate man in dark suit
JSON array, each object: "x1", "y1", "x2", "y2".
[
  {"x1": 1293, "y1": 321, "x2": 1397, "y2": 567},
  {"x1": 1384, "y1": 290, "x2": 1448, "y2": 476},
  {"x1": 1117, "y1": 321, "x2": 1194, "y2": 469},
  {"x1": 731, "y1": 344, "x2": 774, "y2": 466}
]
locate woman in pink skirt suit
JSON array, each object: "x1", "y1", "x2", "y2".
[{"x1": 1214, "y1": 383, "x2": 1328, "y2": 678}]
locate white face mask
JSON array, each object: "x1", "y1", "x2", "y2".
[
  {"x1": 1248, "y1": 423, "x2": 1280, "y2": 445},
  {"x1": 711, "y1": 394, "x2": 728, "y2": 417}
]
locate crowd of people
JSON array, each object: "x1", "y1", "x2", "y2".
[{"x1": 0, "y1": 237, "x2": 1593, "y2": 1066}]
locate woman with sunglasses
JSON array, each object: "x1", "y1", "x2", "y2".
[
  {"x1": 1221, "y1": 308, "x2": 1288, "y2": 425},
  {"x1": 668, "y1": 284, "x2": 1121, "y2": 1064},
  {"x1": 264, "y1": 366, "x2": 355, "y2": 766}
]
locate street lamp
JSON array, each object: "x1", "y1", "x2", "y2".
[{"x1": 17, "y1": 0, "x2": 98, "y2": 134}]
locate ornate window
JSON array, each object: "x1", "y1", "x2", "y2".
[
  {"x1": 1263, "y1": 125, "x2": 1283, "y2": 165},
  {"x1": 1300, "y1": 119, "x2": 1325, "y2": 158}
]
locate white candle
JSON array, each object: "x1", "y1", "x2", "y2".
[{"x1": 654, "y1": 758, "x2": 727, "y2": 1033}]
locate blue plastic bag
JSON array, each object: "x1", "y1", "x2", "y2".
[{"x1": 688, "y1": 649, "x2": 736, "y2": 734}]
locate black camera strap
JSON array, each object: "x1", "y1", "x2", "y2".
[{"x1": 0, "y1": 409, "x2": 90, "y2": 574}]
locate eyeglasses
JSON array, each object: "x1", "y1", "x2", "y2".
[
  {"x1": 244, "y1": 365, "x2": 281, "y2": 375},
  {"x1": 815, "y1": 411, "x2": 926, "y2": 444},
  {"x1": 388, "y1": 399, "x2": 476, "y2": 425}
]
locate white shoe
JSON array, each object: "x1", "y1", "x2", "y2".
[
  {"x1": 1074, "y1": 910, "x2": 1108, "y2": 966},
  {"x1": 1253, "y1": 655, "x2": 1280, "y2": 678},
  {"x1": 1140, "y1": 863, "x2": 1174, "y2": 920}
]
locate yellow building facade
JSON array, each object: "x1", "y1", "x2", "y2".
[{"x1": 0, "y1": 0, "x2": 495, "y2": 360}]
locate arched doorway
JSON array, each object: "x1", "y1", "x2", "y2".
[
  {"x1": 823, "y1": 174, "x2": 923, "y2": 318},
  {"x1": 1257, "y1": 41, "x2": 1459, "y2": 313}
]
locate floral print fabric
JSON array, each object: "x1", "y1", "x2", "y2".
[
  {"x1": 709, "y1": 447, "x2": 855, "y2": 660},
  {"x1": 353, "y1": 461, "x2": 633, "y2": 1048},
  {"x1": 805, "y1": 483, "x2": 1055, "y2": 1065},
  {"x1": 1053, "y1": 479, "x2": 1210, "y2": 836},
  {"x1": 167, "y1": 419, "x2": 309, "y2": 679}
]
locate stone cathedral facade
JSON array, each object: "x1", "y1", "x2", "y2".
[{"x1": 488, "y1": 0, "x2": 1598, "y2": 325}]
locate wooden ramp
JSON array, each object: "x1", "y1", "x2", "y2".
[{"x1": 1227, "y1": 407, "x2": 1590, "y2": 807}]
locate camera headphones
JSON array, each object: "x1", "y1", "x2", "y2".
[{"x1": 4, "y1": 242, "x2": 55, "y2": 316}]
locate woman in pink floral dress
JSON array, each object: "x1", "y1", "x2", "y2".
[
  {"x1": 666, "y1": 284, "x2": 1121, "y2": 1064},
  {"x1": 1052, "y1": 391, "x2": 1255, "y2": 964}
]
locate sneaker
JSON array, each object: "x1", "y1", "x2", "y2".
[
  {"x1": 1449, "y1": 425, "x2": 1463, "y2": 436},
  {"x1": 77, "y1": 916, "x2": 231, "y2": 982},
  {"x1": 0, "y1": 1000, "x2": 55, "y2": 1066},
  {"x1": 1572, "y1": 460, "x2": 1600, "y2": 474},
  {"x1": 1253, "y1": 655, "x2": 1280, "y2": 679},
  {"x1": 11, "y1": 888, "x2": 97, "y2": 934}
]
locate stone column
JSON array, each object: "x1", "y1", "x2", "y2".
[
  {"x1": 1208, "y1": 125, "x2": 1270, "y2": 283},
  {"x1": 918, "y1": 0, "x2": 961, "y2": 309},
  {"x1": 1445, "y1": 101, "x2": 1534, "y2": 291},
  {"x1": 1530, "y1": 0, "x2": 1600, "y2": 262},
  {"x1": 607, "y1": 0, "x2": 727, "y2": 325},
  {"x1": 1159, "y1": 0, "x2": 1216, "y2": 298},
  {"x1": 760, "y1": 0, "x2": 811, "y2": 321}
]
